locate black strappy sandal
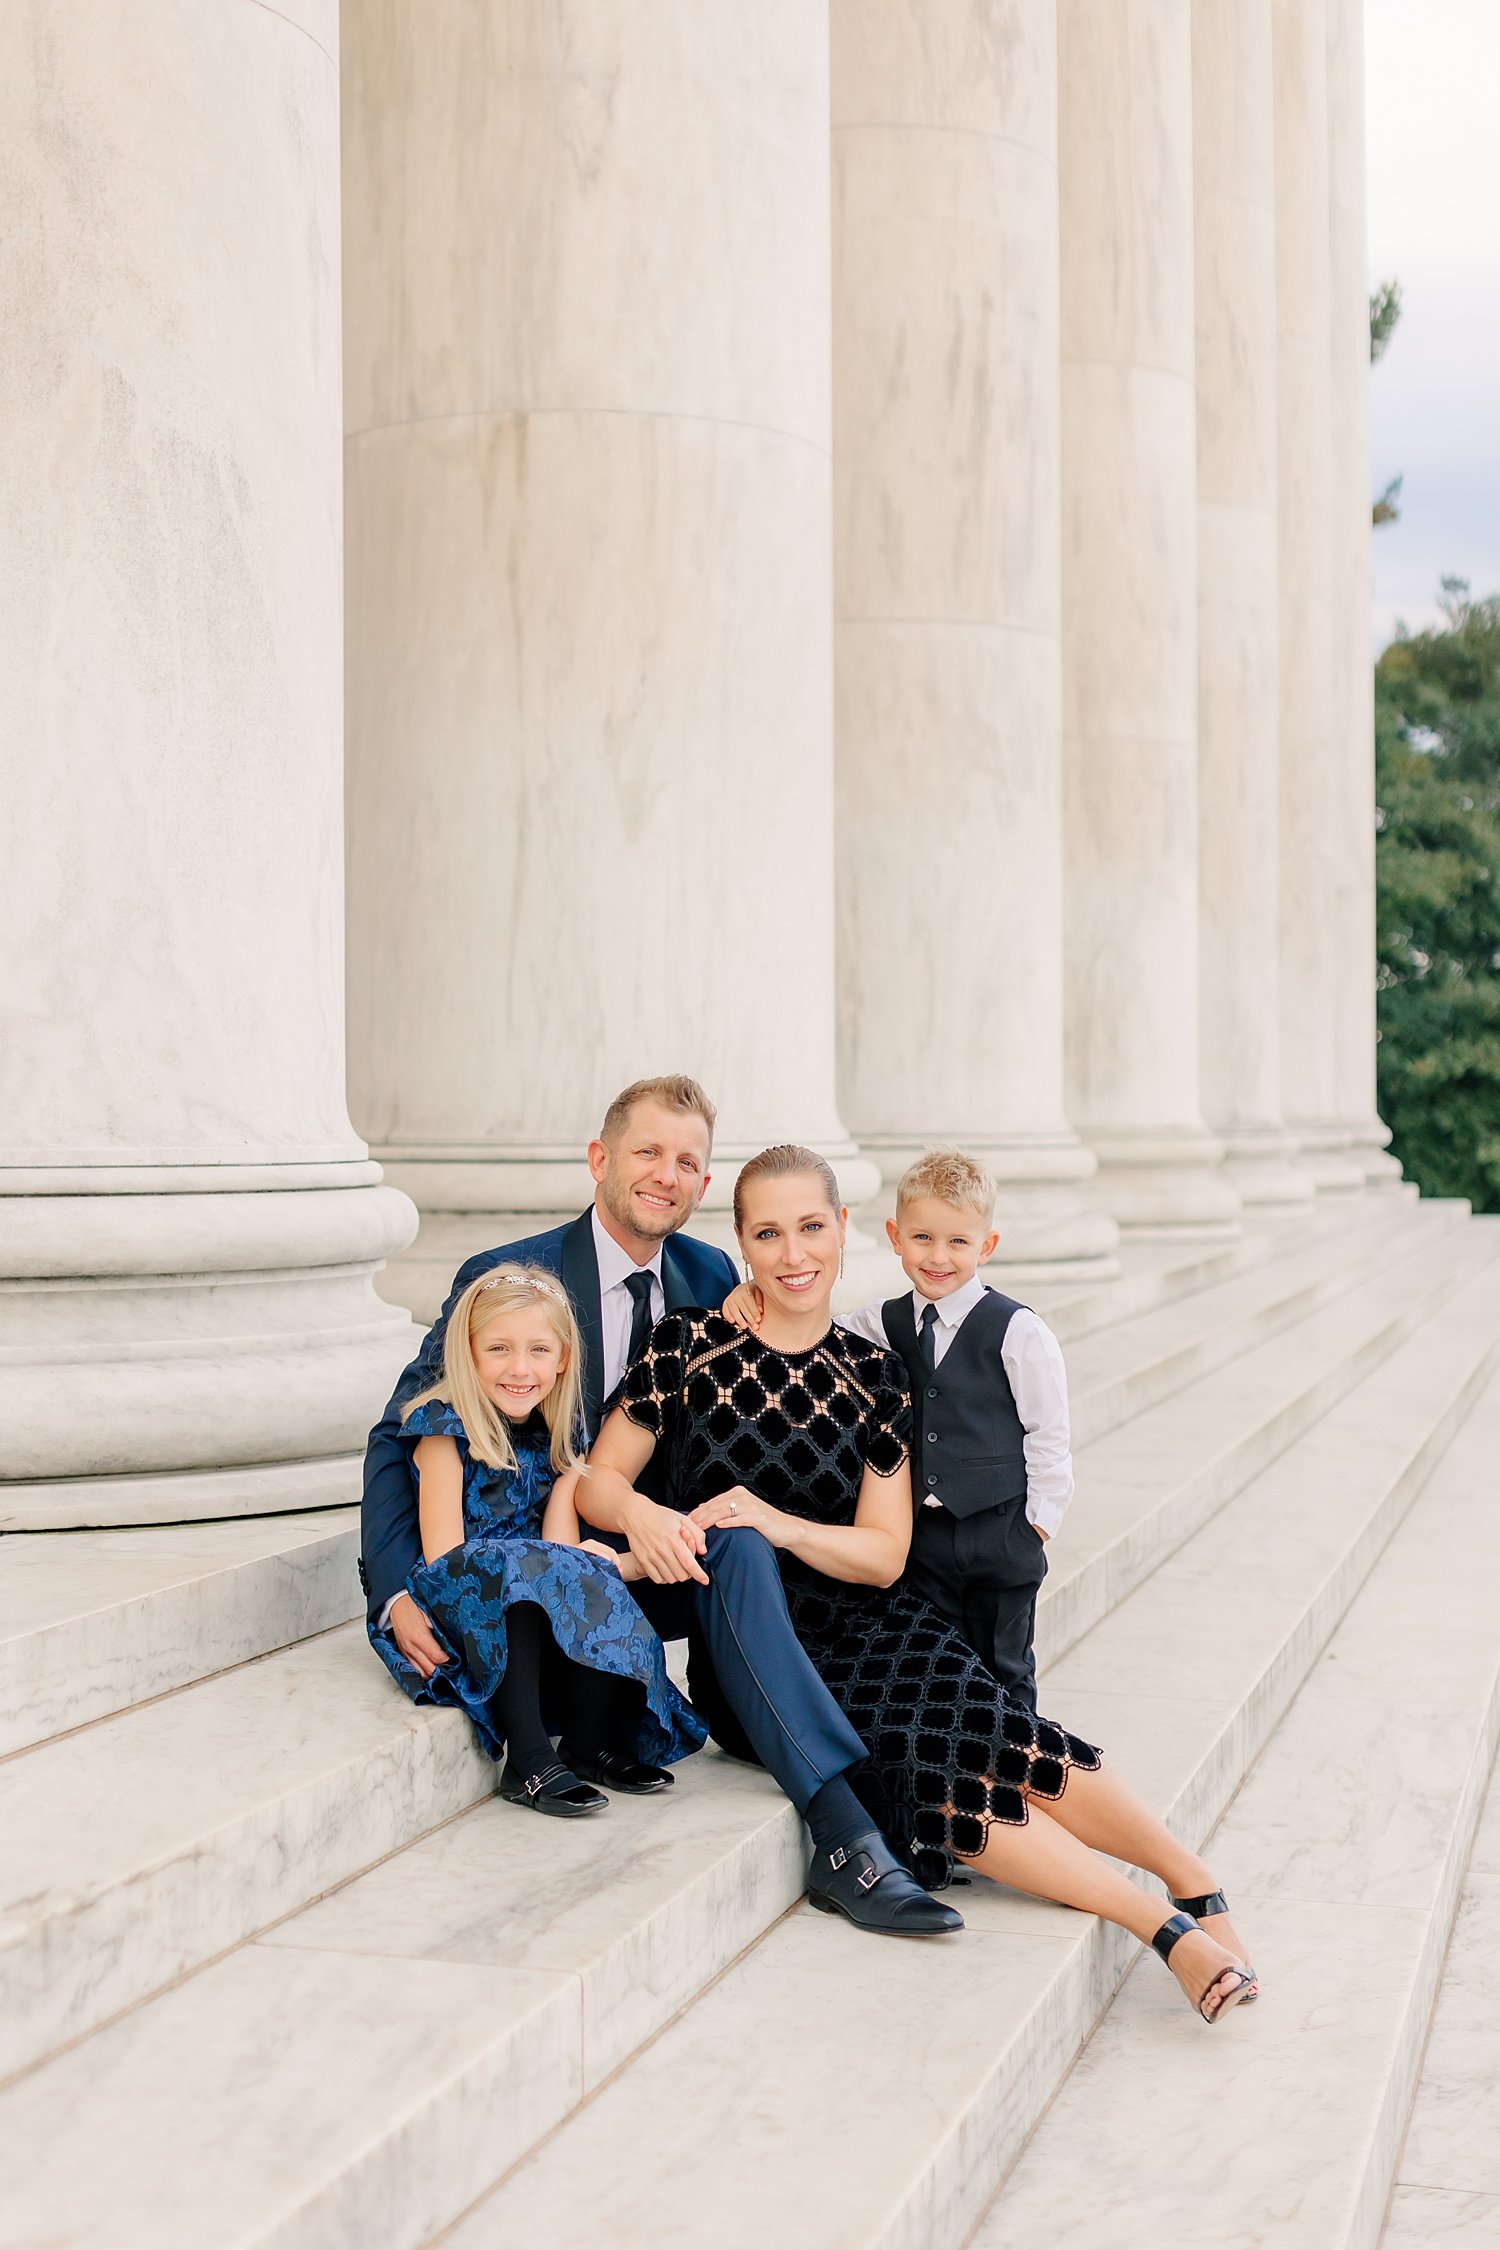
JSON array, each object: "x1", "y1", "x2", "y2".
[
  {"x1": 1172, "y1": 1889, "x2": 1259, "y2": 2000},
  {"x1": 1152, "y1": 1912, "x2": 1256, "y2": 2023},
  {"x1": 498, "y1": 1757, "x2": 607, "y2": 1817}
]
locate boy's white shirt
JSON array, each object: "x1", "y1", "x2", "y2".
[{"x1": 837, "y1": 1276, "x2": 1074, "y2": 1538}]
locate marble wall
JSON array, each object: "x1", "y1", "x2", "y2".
[{"x1": 0, "y1": 0, "x2": 416, "y2": 1528}]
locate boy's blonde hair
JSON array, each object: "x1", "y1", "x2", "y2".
[
  {"x1": 895, "y1": 1148, "x2": 998, "y2": 1225},
  {"x1": 402, "y1": 1265, "x2": 586, "y2": 1477}
]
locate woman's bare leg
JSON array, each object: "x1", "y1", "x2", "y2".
[
  {"x1": 1036, "y1": 1760, "x2": 1253, "y2": 1968},
  {"x1": 960, "y1": 1800, "x2": 1248, "y2": 2016}
]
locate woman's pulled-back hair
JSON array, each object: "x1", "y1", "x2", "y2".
[
  {"x1": 401, "y1": 1265, "x2": 585, "y2": 1477},
  {"x1": 732, "y1": 1144, "x2": 842, "y2": 1233}
]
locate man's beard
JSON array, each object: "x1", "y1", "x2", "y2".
[{"x1": 599, "y1": 1172, "x2": 686, "y2": 1244}]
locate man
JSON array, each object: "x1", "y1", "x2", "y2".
[{"x1": 359, "y1": 1073, "x2": 959, "y2": 1938}]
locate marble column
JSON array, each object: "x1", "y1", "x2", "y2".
[
  {"x1": 0, "y1": 0, "x2": 417, "y2": 1530},
  {"x1": 1057, "y1": 0, "x2": 1241, "y2": 1236},
  {"x1": 829, "y1": 0, "x2": 1118, "y2": 1278},
  {"x1": 342, "y1": 1, "x2": 877, "y2": 1307},
  {"x1": 1271, "y1": 0, "x2": 1364, "y2": 1190},
  {"x1": 1326, "y1": 0, "x2": 1400, "y2": 1186},
  {"x1": 1192, "y1": 0, "x2": 1312, "y2": 1207}
]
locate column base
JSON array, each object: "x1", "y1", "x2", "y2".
[
  {"x1": 1081, "y1": 1130, "x2": 1244, "y2": 1239},
  {"x1": 1217, "y1": 1128, "x2": 1318, "y2": 1208},
  {"x1": 856, "y1": 1133, "x2": 1120, "y2": 1280},
  {"x1": 1288, "y1": 1125, "x2": 1369, "y2": 1195},
  {"x1": 0, "y1": 1169, "x2": 419, "y2": 1529},
  {"x1": 1346, "y1": 1118, "x2": 1404, "y2": 1191}
]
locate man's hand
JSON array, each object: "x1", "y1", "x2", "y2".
[
  {"x1": 621, "y1": 1494, "x2": 710, "y2": 1586},
  {"x1": 389, "y1": 1592, "x2": 451, "y2": 1679},
  {"x1": 719, "y1": 1281, "x2": 765, "y2": 1333}
]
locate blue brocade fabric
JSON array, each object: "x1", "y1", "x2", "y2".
[{"x1": 367, "y1": 1401, "x2": 706, "y2": 1767}]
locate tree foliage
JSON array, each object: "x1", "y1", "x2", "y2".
[{"x1": 1375, "y1": 581, "x2": 1500, "y2": 1211}]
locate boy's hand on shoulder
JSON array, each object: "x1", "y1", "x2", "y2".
[{"x1": 721, "y1": 1281, "x2": 765, "y2": 1333}]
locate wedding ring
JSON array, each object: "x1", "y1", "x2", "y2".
[{"x1": 728, "y1": 1499, "x2": 738, "y2": 1516}]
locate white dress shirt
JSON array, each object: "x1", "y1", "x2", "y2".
[
  {"x1": 591, "y1": 1208, "x2": 666, "y2": 1400},
  {"x1": 838, "y1": 1276, "x2": 1075, "y2": 1537}
]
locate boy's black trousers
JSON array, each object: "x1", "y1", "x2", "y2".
[{"x1": 905, "y1": 1497, "x2": 1048, "y2": 1711}]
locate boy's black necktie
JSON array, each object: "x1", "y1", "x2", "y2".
[
  {"x1": 919, "y1": 1300, "x2": 939, "y2": 1374},
  {"x1": 624, "y1": 1269, "x2": 656, "y2": 1367}
]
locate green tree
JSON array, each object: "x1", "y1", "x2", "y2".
[{"x1": 1375, "y1": 580, "x2": 1500, "y2": 1210}]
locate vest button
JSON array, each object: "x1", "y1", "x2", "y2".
[
  {"x1": 926, "y1": 1473, "x2": 938, "y2": 1487},
  {"x1": 926, "y1": 1431, "x2": 938, "y2": 1442},
  {"x1": 926, "y1": 1386, "x2": 938, "y2": 1399}
]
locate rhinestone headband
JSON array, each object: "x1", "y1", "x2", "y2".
[{"x1": 480, "y1": 1269, "x2": 568, "y2": 1302}]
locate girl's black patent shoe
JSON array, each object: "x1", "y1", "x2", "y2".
[{"x1": 499, "y1": 1757, "x2": 608, "y2": 1817}]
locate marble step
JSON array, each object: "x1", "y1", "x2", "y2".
[
  {"x1": 1061, "y1": 1194, "x2": 1455, "y2": 1448},
  {"x1": 4, "y1": 1195, "x2": 1441, "y2": 1758},
  {"x1": 430, "y1": 1249, "x2": 1500, "y2": 2250},
  {"x1": 1382, "y1": 1732, "x2": 1500, "y2": 2248},
  {"x1": 973, "y1": 1360, "x2": 1500, "y2": 2250},
  {"x1": 0, "y1": 1755, "x2": 800, "y2": 2250},
  {"x1": 0, "y1": 1624, "x2": 491, "y2": 2084},
  {"x1": 1, "y1": 1213, "x2": 1484, "y2": 2091},
  {"x1": 1037, "y1": 1207, "x2": 1499, "y2": 1670},
  {"x1": 2, "y1": 1242, "x2": 1495, "y2": 2247},
  {"x1": 0, "y1": 1508, "x2": 361, "y2": 1758}
]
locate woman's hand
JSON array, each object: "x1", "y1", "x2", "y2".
[
  {"x1": 688, "y1": 1487, "x2": 792, "y2": 1547},
  {"x1": 719, "y1": 1283, "x2": 765, "y2": 1333}
]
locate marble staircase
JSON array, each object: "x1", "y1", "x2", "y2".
[{"x1": 2, "y1": 1197, "x2": 1498, "y2": 2247}]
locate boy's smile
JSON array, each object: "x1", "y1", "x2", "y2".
[{"x1": 886, "y1": 1195, "x2": 1000, "y2": 1302}]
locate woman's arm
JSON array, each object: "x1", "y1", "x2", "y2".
[
  {"x1": 414, "y1": 1434, "x2": 465, "y2": 1563},
  {"x1": 689, "y1": 1457, "x2": 914, "y2": 1588},
  {"x1": 540, "y1": 1467, "x2": 644, "y2": 1581},
  {"x1": 576, "y1": 1406, "x2": 709, "y2": 1586}
]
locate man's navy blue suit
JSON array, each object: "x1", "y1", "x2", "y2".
[{"x1": 358, "y1": 1207, "x2": 867, "y2": 1811}]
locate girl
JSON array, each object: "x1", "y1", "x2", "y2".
[{"x1": 369, "y1": 1264, "x2": 705, "y2": 1815}]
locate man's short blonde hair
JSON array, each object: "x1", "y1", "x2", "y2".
[
  {"x1": 600, "y1": 1074, "x2": 717, "y2": 1150},
  {"x1": 895, "y1": 1148, "x2": 997, "y2": 1224}
]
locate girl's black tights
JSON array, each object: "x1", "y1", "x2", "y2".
[{"x1": 493, "y1": 1602, "x2": 645, "y2": 1776}]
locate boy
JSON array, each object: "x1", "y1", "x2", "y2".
[{"x1": 725, "y1": 1148, "x2": 1073, "y2": 1709}]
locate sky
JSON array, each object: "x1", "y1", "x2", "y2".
[{"x1": 1365, "y1": 0, "x2": 1500, "y2": 647}]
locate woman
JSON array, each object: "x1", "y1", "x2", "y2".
[{"x1": 584, "y1": 1144, "x2": 1256, "y2": 2023}]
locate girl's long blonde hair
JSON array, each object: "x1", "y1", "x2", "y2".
[{"x1": 401, "y1": 1265, "x2": 586, "y2": 1477}]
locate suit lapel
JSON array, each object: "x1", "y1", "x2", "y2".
[
  {"x1": 560, "y1": 1209, "x2": 606, "y2": 1437},
  {"x1": 662, "y1": 1238, "x2": 697, "y2": 1314}
]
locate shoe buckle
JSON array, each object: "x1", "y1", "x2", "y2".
[
  {"x1": 524, "y1": 1772, "x2": 543, "y2": 1799},
  {"x1": 828, "y1": 1844, "x2": 850, "y2": 1872},
  {"x1": 854, "y1": 1859, "x2": 881, "y2": 1893}
]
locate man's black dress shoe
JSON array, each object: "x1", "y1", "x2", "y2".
[
  {"x1": 806, "y1": 1830, "x2": 965, "y2": 1937},
  {"x1": 498, "y1": 1757, "x2": 607, "y2": 1817},
  {"x1": 562, "y1": 1745, "x2": 674, "y2": 1794}
]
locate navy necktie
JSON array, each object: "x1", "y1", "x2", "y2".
[
  {"x1": 919, "y1": 1300, "x2": 939, "y2": 1374},
  {"x1": 623, "y1": 1269, "x2": 656, "y2": 1368}
]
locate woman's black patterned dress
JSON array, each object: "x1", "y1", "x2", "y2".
[{"x1": 617, "y1": 1310, "x2": 1101, "y2": 1886}]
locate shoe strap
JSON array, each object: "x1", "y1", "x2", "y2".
[
  {"x1": 1171, "y1": 1889, "x2": 1228, "y2": 1919},
  {"x1": 828, "y1": 1834, "x2": 900, "y2": 1894},
  {"x1": 524, "y1": 1760, "x2": 580, "y2": 1801},
  {"x1": 1151, "y1": 1911, "x2": 1199, "y2": 1965}
]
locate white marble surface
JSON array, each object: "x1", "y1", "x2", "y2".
[
  {"x1": 975, "y1": 1359, "x2": 1500, "y2": 2250},
  {"x1": 342, "y1": 0, "x2": 866, "y2": 1214},
  {"x1": 828, "y1": 4, "x2": 1112, "y2": 1275},
  {"x1": 262, "y1": 1751, "x2": 803, "y2": 2088},
  {"x1": 0, "y1": 1943, "x2": 579, "y2": 2250},
  {"x1": 0, "y1": 0, "x2": 417, "y2": 1523},
  {"x1": 0, "y1": 1624, "x2": 491, "y2": 2078},
  {"x1": 1193, "y1": 0, "x2": 1311, "y2": 1206},
  {"x1": 0, "y1": 1509, "x2": 361, "y2": 1754}
]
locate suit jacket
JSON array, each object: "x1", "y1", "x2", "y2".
[{"x1": 357, "y1": 1208, "x2": 739, "y2": 1622}]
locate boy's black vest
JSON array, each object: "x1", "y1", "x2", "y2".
[{"x1": 883, "y1": 1288, "x2": 1029, "y2": 1518}]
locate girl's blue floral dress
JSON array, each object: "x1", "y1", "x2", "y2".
[{"x1": 368, "y1": 1401, "x2": 706, "y2": 1767}]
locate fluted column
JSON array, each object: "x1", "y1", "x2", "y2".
[
  {"x1": 1271, "y1": 0, "x2": 1364, "y2": 1191},
  {"x1": 1057, "y1": 0, "x2": 1240, "y2": 1236},
  {"x1": 0, "y1": 0, "x2": 417, "y2": 1530},
  {"x1": 1192, "y1": 0, "x2": 1312, "y2": 1207},
  {"x1": 830, "y1": 0, "x2": 1117, "y2": 1278},
  {"x1": 1326, "y1": 0, "x2": 1400, "y2": 1186},
  {"x1": 342, "y1": 2, "x2": 876, "y2": 1306}
]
